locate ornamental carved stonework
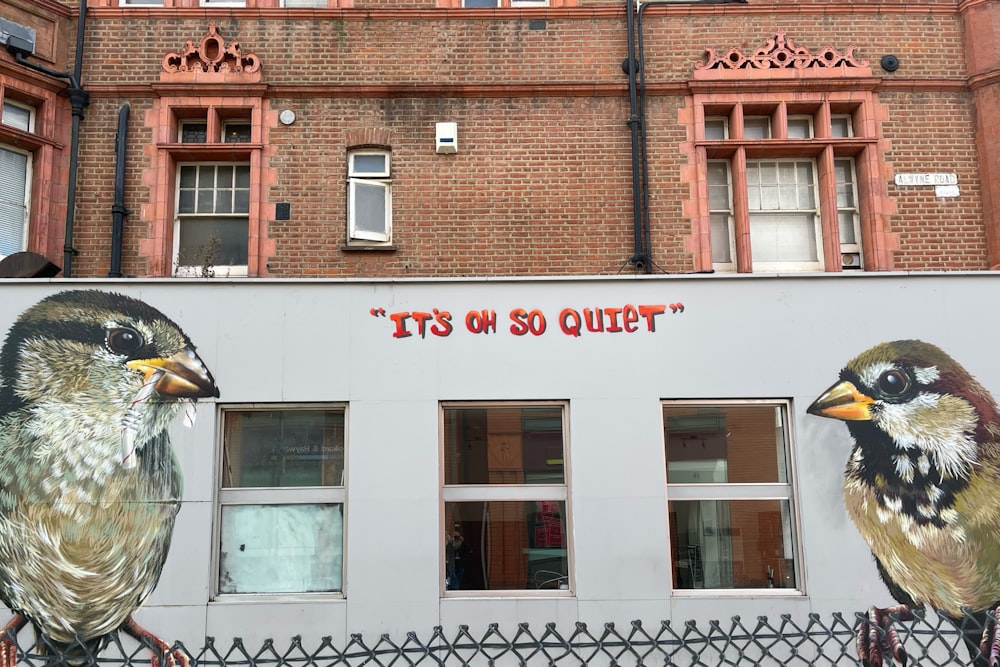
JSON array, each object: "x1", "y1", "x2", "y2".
[
  {"x1": 696, "y1": 30, "x2": 868, "y2": 72},
  {"x1": 161, "y1": 23, "x2": 261, "y2": 81}
]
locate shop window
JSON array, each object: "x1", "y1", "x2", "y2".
[
  {"x1": 663, "y1": 401, "x2": 800, "y2": 592},
  {"x1": 442, "y1": 403, "x2": 569, "y2": 594},
  {"x1": 217, "y1": 406, "x2": 345, "y2": 596},
  {"x1": 347, "y1": 150, "x2": 392, "y2": 245}
]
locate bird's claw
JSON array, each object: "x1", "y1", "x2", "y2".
[
  {"x1": 121, "y1": 617, "x2": 189, "y2": 667},
  {"x1": 977, "y1": 605, "x2": 1000, "y2": 667},
  {"x1": 857, "y1": 605, "x2": 913, "y2": 667}
]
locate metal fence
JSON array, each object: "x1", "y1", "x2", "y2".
[{"x1": 5, "y1": 609, "x2": 998, "y2": 667}]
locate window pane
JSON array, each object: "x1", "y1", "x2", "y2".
[
  {"x1": 177, "y1": 217, "x2": 249, "y2": 266},
  {"x1": 707, "y1": 162, "x2": 730, "y2": 211},
  {"x1": 222, "y1": 409, "x2": 345, "y2": 488},
  {"x1": 351, "y1": 154, "x2": 387, "y2": 175},
  {"x1": 354, "y1": 182, "x2": 387, "y2": 235},
  {"x1": 710, "y1": 214, "x2": 732, "y2": 264},
  {"x1": 786, "y1": 117, "x2": 812, "y2": 139},
  {"x1": 180, "y1": 122, "x2": 207, "y2": 144},
  {"x1": 219, "y1": 503, "x2": 343, "y2": 593},
  {"x1": 2, "y1": 103, "x2": 32, "y2": 132},
  {"x1": 444, "y1": 406, "x2": 565, "y2": 485},
  {"x1": 223, "y1": 123, "x2": 252, "y2": 143},
  {"x1": 669, "y1": 499, "x2": 795, "y2": 590},
  {"x1": 197, "y1": 166, "x2": 215, "y2": 188},
  {"x1": 179, "y1": 166, "x2": 197, "y2": 189},
  {"x1": 704, "y1": 118, "x2": 727, "y2": 140},
  {"x1": 445, "y1": 501, "x2": 568, "y2": 591},
  {"x1": 749, "y1": 213, "x2": 818, "y2": 262},
  {"x1": 0, "y1": 147, "x2": 29, "y2": 257},
  {"x1": 235, "y1": 165, "x2": 251, "y2": 188},
  {"x1": 831, "y1": 115, "x2": 853, "y2": 138},
  {"x1": 839, "y1": 210, "x2": 858, "y2": 244},
  {"x1": 743, "y1": 117, "x2": 770, "y2": 139},
  {"x1": 663, "y1": 404, "x2": 788, "y2": 484},
  {"x1": 464, "y1": 0, "x2": 499, "y2": 5}
]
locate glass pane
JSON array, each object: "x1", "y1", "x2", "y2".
[
  {"x1": 445, "y1": 501, "x2": 568, "y2": 591},
  {"x1": 217, "y1": 166, "x2": 234, "y2": 188},
  {"x1": 663, "y1": 404, "x2": 788, "y2": 484},
  {"x1": 2, "y1": 103, "x2": 31, "y2": 132},
  {"x1": 669, "y1": 499, "x2": 795, "y2": 590},
  {"x1": 704, "y1": 118, "x2": 727, "y2": 140},
  {"x1": 444, "y1": 406, "x2": 565, "y2": 485},
  {"x1": 215, "y1": 189, "x2": 233, "y2": 214},
  {"x1": 0, "y1": 148, "x2": 28, "y2": 256},
  {"x1": 180, "y1": 122, "x2": 207, "y2": 144},
  {"x1": 219, "y1": 503, "x2": 343, "y2": 593},
  {"x1": 178, "y1": 189, "x2": 195, "y2": 213},
  {"x1": 831, "y1": 115, "x2": 852, "y2": 138},
  {"x1": 234, "y1": 188, "x2": 250, "y2": 213},
  {"x1": 222, "y1": 409, "x2": 345, "y2": 488},
  {"x1": 354, "y1": 182, "x2": 387, "y2": 235},
  {"x1": 197, "y1": 166, "x2": 215, "y2": 188},
  {"x1": 177, "y1": 217, "x2": 249, "y2": 266},
  {"x1": 743, "y1": 117, "x2": 770, "y2": 139},
  {"x1": 196, "y1": 189, "x2": 214, "y2": 213},
  {"x1": 839, "y1": 210, "x2": 857, "y2": 244},
  {"x1": 464, "y1": 0, "x2": 499, "y2": 5},
  {"x1": 179, "y1": 165, "x2": 197, "y2": 188},
  {"x1": 707, "y1": 162, "x2": 730, "y2": 211},
  {"x1": 786, "y1": 117, "x2": 811, "y2": 139},
  {"x1": 710, "y1": 214, "x2": 732, "y2": 264},
  {"x1": 223, "y1": 123, "x2": 252, "y2": 143},
  {"x1": 235, "y1": 165, "x2": 251, "y2": 188},
  {"x1": 351, "y1": 154, "x2": 387, "y2": 175},
  {"x1": 749, "y1": 213, "x2": 818, "y2": 262}
]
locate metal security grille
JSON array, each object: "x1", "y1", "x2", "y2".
[{"x1": 2, "y1": 609, "x2": 995, "y2": 666}]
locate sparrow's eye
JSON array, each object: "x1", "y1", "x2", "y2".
[
  {"x1": 106, "y1": 327, "x2": 144, "y2": 356},
  {"x1": 877, "y1": 369, "x2": 911, "y2": 397}
]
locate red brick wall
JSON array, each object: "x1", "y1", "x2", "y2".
[{"x1": 11, "y1": 0, "x2": 997, "y2": 276}]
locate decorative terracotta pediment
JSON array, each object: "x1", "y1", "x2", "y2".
[
  {"x1": 695, "y1": 31, "x2": 870, "y2": 79},
  {"x1": 161, "y1": 23, "x2": 261, "y2": 82}
]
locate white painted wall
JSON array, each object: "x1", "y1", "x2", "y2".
[{"x1": 1, "y1": 273, "x2": 997, "y2": 648}]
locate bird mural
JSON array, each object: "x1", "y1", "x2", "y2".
[
  {"x1": 0, "y1": 290, "x2": 219, "y2": 667},
  {"x1": 809, "y1": 339, "x2": 1000, "y2": 667}
]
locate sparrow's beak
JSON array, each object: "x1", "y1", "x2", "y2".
[
  {"x1": 127, "y1": 347, "x2": 220, "y2": 399},
  {"x1": 807, "y1": 380, "x2": 873, "y2": 421}
]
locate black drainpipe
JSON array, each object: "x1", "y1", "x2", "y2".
[
  {"x1": 7, "y1": 0, "x2": 88, "y2": 278},
  {"x1": 109, "y1": 103, "x2": 130, "y2": 278},
  {"x1": 624, "y1": 0, "x2": 747, "y2": 274}
]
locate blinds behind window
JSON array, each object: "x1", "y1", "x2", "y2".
[{"x1": 0, "y1": 147, "x2": 29, "y2": 257}]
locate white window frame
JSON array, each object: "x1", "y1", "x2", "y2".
[
  {"x1": 830, "y1": 114, "x2": 854, "y2": 138},
  {"x1": 707, "y1": 159, "x2": 735, "y2": 272},
  {"x1": 663, "y1": 399, "x2": 804, "y2": 596},
  {"x1": 835, "y1": 157, "x2": 863, "y2": 268},
  {"x1": 786, "y1": 115, "x2": 814, "y2": 139},
  {"x1": 462, "y1": 0, "x2": 550, "y2": 6},
  {"x1": 0, "y1": 145, "x2": 32, "y2": 260},
  {"x1": 703, "y1": 116, "x2": 729, "y2": 141},
  {"x1": 120, "y1": 0, "x2": 164, "y2": 5},
  {"x1": 282, "y1": 0, "x2": 328, "y2": 5},
  {"x1": 213, "y1": 404, "x2": 347, "y2": 600},
  {"x1": 441, "y1": 401, "x2": 571, "y2": 597},
  {"x1": 347, "y1": 150, "x2": 392, "y2": 245},
  {"x1": 178, "y1": 120, "x2": 208, "y2": 144},
  {"x1": 173, "y1": 162, "x2": 251, "y2": 277},
  {"x1": 200, "y1": 0, "x2": 246, "y2": 6}
]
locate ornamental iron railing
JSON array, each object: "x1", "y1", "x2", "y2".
[{"x1": 3, "y1": 609, "x2": 998, "y2": 666}]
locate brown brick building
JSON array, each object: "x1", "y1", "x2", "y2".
[{"x1": 2, "y1": 0, "x2": 999, "y2": 279}]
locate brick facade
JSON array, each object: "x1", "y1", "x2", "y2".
[{"x1": 2, "y1": 0, "x2": 998, "y2": 277}]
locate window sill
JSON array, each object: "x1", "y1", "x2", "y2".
[
  {"x1": 211, "y1": 592, "x2": 346, "y2": 604},
  {"x1": 342, "y1": 244, "x2": 398, "y2": 252},
  {"x1": 671, "y1": 588, "x2": 805, "y2": 597}
]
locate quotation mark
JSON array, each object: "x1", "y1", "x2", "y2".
[
  {"x1": 370, "y1": 307, "x2": 386, "y2": 317},
  {"x1": 669, "y1": 303, "x2": 684, "y2": 313}
]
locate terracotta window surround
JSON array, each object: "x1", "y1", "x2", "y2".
[
  {"x1": 0, "y1": 79, "x2": 66, "y2": 266},
  {"x1": 682, "y1": 32, "x2": 897, "y2": 273},
  {"x1": 141, "y1": 24, "x2": 274, "y2": 277}
]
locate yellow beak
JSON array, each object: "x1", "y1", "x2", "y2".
[
  {"x1": 126, "y1": 347, "x2": 219, "y2": 399},
  {"x1": 807, "y1": 380, "x2": 874, "y2": 421}
]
